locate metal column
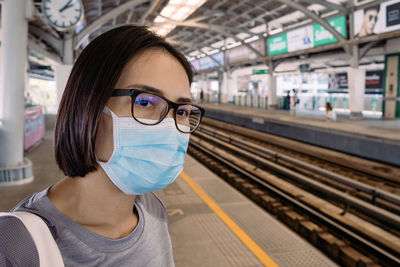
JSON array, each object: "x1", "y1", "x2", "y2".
[
  {"x1": 267, "y1": 60, "x2": 277, "y2": 109},
  {"x1": 0, "y1": 0, "x2": 33, "y2": 185}
]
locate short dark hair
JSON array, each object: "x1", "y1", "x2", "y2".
[
  {"x1": 364, "y1": 4, "x2": 380, "y2": 14},
  {"x1": 55, "y1": 25, "x2": 193, "y2": 177}
]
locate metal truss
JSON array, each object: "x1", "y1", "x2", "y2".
[{"x1": 27, "y1": 0, "x2": 391, "y2": 72}]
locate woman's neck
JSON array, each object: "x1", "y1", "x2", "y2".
[{"x1": 48, "y1": 167, "x2": 138, "y2": 239}]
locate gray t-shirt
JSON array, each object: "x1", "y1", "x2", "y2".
[{"x1": 0, "y1": 187, "x2": 174, "y2": 267}]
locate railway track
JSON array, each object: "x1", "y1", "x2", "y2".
[{"x1": 188, "y1": 118, "x2": 400, "y2": 267}]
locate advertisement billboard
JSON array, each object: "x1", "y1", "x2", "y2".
[
  {"x1": 287, "y1": 25, "x2": 313, "y2": 52},
  {"x1": 267, "y1": 16, "x2": 346, "y2": 56},
  {"x1": 354, "y1": 0, "x2": 400, "y2": 38},
  {"x1": 313, "y1": 16, "x2": 346, "y2": 46},
  {"x1": 365, "y1": 70, "x2": 383, "y2": 89},
  {"x1": 267, "y1": 33, "x2": 288, "y2": 56},
  {"x1": 227, "y1": 39, "x2": 265, "y2": 63}
]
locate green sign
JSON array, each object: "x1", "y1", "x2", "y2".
[
  {"x1": 299, "y1": 64, "x2": 311, "y2": 72},
  {"x1": 267, "y1": 33, "x2": 288, "y2": 56},
  {"x1": 253, "y1": 69, "x2": 268, "y2": 74},
  {"x1": 313, "y1": 16, "x2": 346, "y2": 47}
]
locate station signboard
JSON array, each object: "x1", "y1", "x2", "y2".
[
  {"x1": 253, "y1": 69, "x2": 268, "y2": 74},
  {"x1": 299, "y1": 63, "x2": 311, "y2": 72},
  {"x1": 313, "y1": 16, "x2": 346, "y2": 47},
  {"x1": 354, "y1": 0, "x2": 400, "y2": 38}
]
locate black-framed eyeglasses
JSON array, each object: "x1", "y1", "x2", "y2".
[{"x1": 111, "y1": 89, "x2": 205, "y2": 133}]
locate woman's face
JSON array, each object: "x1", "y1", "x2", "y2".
[{"x1": 95, "y1": 49, "x2": 191, "y2": 162}]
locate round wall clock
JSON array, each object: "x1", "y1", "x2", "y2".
[{"x1": 42, "y1": 0, "x2": 84, "y2": 31}]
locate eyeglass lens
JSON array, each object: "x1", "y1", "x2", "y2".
[{"x1": 133, "y1": 92, "x2": 201, "y2": 133}]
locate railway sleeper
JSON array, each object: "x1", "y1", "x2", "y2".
[{"x1": 187, "y1": 146, "x2": 383, "y2": 267}]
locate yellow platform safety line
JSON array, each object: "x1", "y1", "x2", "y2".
[{"x1": 180, "y1": 171, "x2": 279, "y2": 267}]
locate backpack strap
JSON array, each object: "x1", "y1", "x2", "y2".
[{"x1": 0, "y1": 212, "x2": 64, "y2": 267}]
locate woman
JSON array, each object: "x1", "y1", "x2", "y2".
[
  {"x1": 325, "y1": 102, "x2": 336, "y2": 122},
  {"x1": 0, "y1": 26, "x2": 204, "y2": 266}
]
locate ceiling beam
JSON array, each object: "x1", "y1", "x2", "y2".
[
  {"x1": 29, "y1": 25, "x2": 63, "y2": 58},
  {"x1": 168, "y1": 39, "x2": 222, "y2": 67},
  {"x1": 74, "y1": 0, "x2": 148, "y2": 49},
  {"x1": 28, "y1": 38, "x2": 62, "y2": 65},
  {"x1": 138, "y1": 0, "x2": 164, "y2": 26},
  {"x1": 155, "y1": 17, "x2": 263, "y2": 57}
]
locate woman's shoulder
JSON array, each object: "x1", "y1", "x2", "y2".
[
  {"x1": 139, "y1": 193, "x2": 168, "y2": 220},
  {"x1": 0, "y1": 215, "x2": 40, "y2": 267}
]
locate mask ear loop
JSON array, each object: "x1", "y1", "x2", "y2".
[{"x1": 96, "y1": 106, "x2": 119, "y2": 164}]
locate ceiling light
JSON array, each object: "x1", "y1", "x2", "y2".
[
  {"x1": 206, "y1": 49, "x2": 219, "y2": 55},
  {"x1": 154, "y1": 0, "x2": 207, "y2": 36},
  {"x1": 244, "y1": 36, "x2": 259, "y2": 43},
  {"x1": 226, "y1": 42, "x2": 241, "y2": 49},
  {"x1": 161, "y1": 6, "x2": 176, "y2": 17},
  {"x1": 170, "y1": 0, "x2": 183, "y2": 4},
  {"x1": 186, "y1": 0, "x2": 205, "y2": 6},
  {"x1": 171, "y1": 7, "x2": 192, "y2": 20},
  {"x1": 154, "y1": 16, "x2": 166, "y2": 23},
  {"x1": 269, "y1": 28, "x2": 283, "y2": 35}
]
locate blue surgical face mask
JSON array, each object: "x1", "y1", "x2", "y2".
[{"x1": 97, "y1": 107, "x2": 189, "y2": 195}]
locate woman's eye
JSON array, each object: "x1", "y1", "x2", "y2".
[
  {"x1": 177, "y1": 109, "x2": 188, "y2": 116},
  {"x1": 136, "y1": 98, "x2": 152, "y2": 107}
]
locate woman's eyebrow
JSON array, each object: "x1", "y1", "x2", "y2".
[
  {"x1": 125, "y1": 84, "x2": 163, "y2": 95},
  {"x1": 126, "y1": 84, "x2": 192, "y2": 103}
]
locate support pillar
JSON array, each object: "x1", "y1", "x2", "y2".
[
  {"x1": 55, "y1": 36, "x2": 74, "y2": 109},
  {"x1": 267, "y1": 60, "x2": 278, "y2": 109},
  {"x1": 217, "y1": 70, "x2": 223, "y2": 104},
  {"x1": 383, "y1": 54, "x2": 400, "y2": 118},
  {"x1": 348, "y1": 45, "x2": 365, "y2": 119},
  {"x1": 55, "y1": 65, "x2": 73, "y2": 108},
  {"x1": 0, "y1": 0, "x2": 33, "y2": 185},
  {"x1": 221, "y1": 70, "x2": 234, "y2": 103}
]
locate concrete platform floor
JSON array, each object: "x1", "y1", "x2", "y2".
[{"x1": 201, "y1": 103, "x2": 400, "y2": 141}]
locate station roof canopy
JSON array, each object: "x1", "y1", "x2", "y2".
[{"x1": 24, "y1": 0, "x2": 392, "y2": 72}]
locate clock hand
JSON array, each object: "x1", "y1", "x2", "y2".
[{"x1": 59, "y1": 0, "x2": 74, "y2": 13}]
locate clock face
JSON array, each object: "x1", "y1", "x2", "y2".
[{"x1": 42, "y1": 0, "x2": 84, "y2": 31}]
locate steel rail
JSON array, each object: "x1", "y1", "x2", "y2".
[
  {"x1": 189, "y1": 140, "x2": 400, "y2": 266},
  {"x1": 194, "y1": 129, "x2": 400, "y2": 231},
  {"x1": 198, "y1": 124, "x2": 400, "y2": 207}
]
